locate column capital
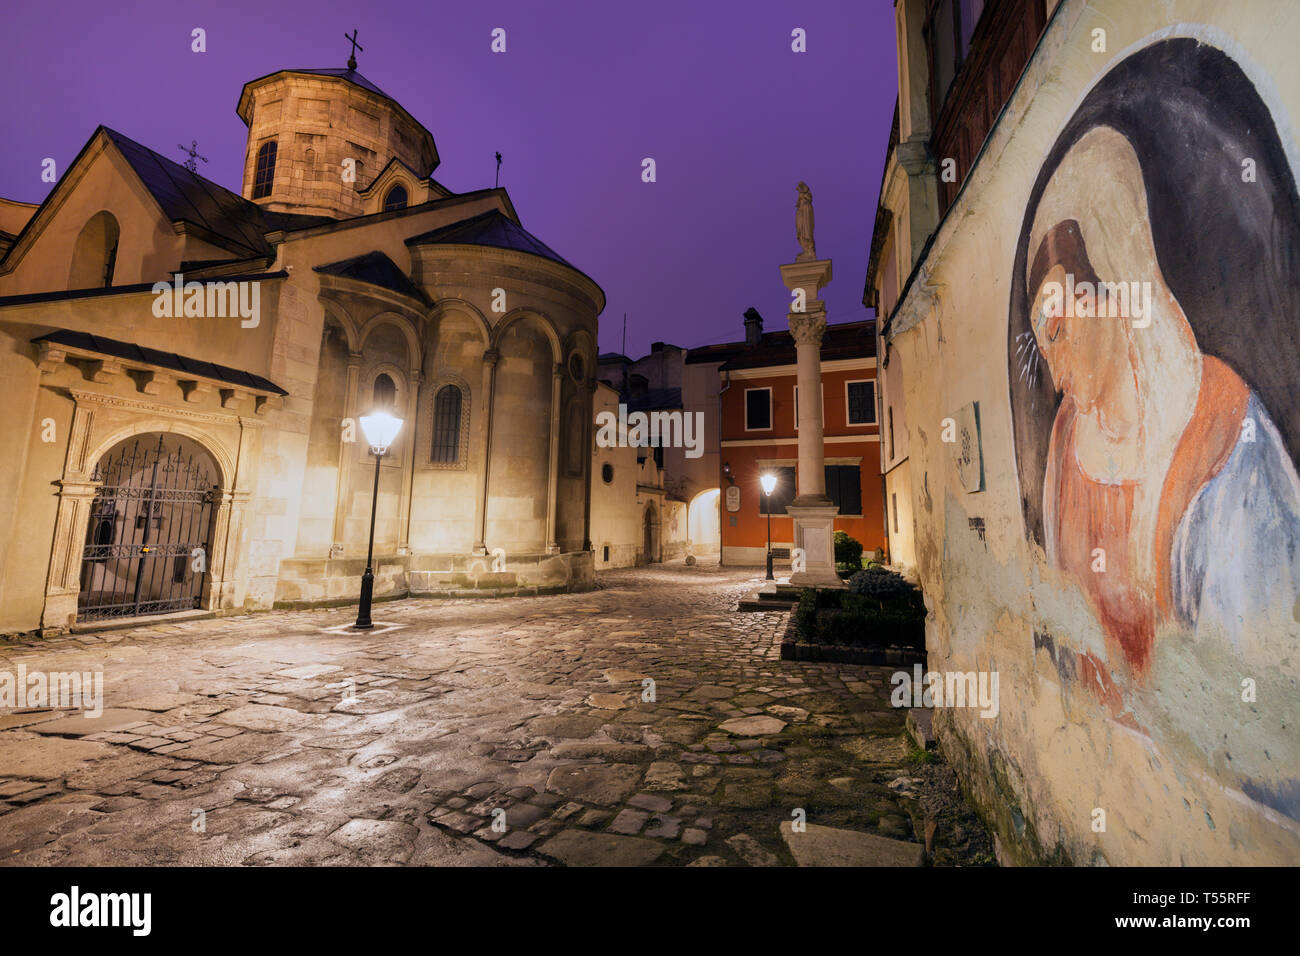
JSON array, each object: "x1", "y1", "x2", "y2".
[
  {"x1": 788, "y1": 311, "x2": 827, "y2": 347},
  {"x1": 482, "y1": 348, "x2": 500, "y2": 367}
]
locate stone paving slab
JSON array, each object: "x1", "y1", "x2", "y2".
[
  {"x1": 28, "y1": 709, "x2": 157, "y2": 736},
  {"x1": 0, "y1": 564, "x2": 991, "y2": 867}
]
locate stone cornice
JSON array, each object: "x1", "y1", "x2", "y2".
[{"x1": 68, "y1": 388, "x2": 244, "y2": 425}]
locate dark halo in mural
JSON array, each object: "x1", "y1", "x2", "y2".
[{"x1": 1008, "y1": 37, "x2": 1300, "y2": 548}]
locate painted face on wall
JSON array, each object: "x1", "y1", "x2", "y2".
[
  {"x1": 1006, "y1": 36, "x2": 1300, "y2": 826},
  {"x1": 1026, "y1": 244, "x2": 1134, "y2": 417}
]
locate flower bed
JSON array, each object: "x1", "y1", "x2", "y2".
[{"x1": 779, "y1": 564, "x2": 927, "y2": 664}]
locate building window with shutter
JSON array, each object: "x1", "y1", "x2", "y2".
[
  {"x1": 745, "y1": 387, "x2": 772, "y2": 431},
  {"x1": 824, "y1": 464, "x2": 862, "y2": 516},
  {"x1": 845, "y1": 380, "x2": 877, "y2": 425}
]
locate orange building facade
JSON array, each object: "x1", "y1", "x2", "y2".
[{"x1": 687, "y1": 317, "x2": 884, "y2": 566}]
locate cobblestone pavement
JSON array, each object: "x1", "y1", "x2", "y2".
[{"x1": 0, "y1": 563, "x2": 991, "y2": 866}]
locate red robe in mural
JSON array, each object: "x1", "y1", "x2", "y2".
[{"x1": 1045, "y1": 357, "x2": 1300, "y2": 676}]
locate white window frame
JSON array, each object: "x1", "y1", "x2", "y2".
[
  {"x1": 844, "y1": 378, "x2": 877, "y2": 426},
  {"x1": 744, "y1": 386, "x2": 773, "y2": 432}
]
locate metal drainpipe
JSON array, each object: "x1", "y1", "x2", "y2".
[{"x1": 716, "y1": 368, "x2": 731, "y2": 567}]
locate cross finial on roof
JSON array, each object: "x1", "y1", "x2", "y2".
[
  {"x1": 344, "y1": 29, "x2": 363, "y2": 70},
  {"x1": 176, "y1": 140, "x2": 208, "y2": 173}
]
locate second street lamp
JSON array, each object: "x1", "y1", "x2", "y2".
[
  {"x1": 761, "y1": 472, "x2": 778, "y2": 581},
  {"x1": 354, "y1": 409, "x2": 404, "y2": 630}
]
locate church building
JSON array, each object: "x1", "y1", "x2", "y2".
[{"x1": 0, "y1": 58, "x2": 604, "y2": 635}]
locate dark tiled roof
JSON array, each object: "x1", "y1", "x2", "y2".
[
  {"x1": 261, "y1": 210, "x2": 338, "y2": 232},
  {"x1": 282, "y1": 68, "x2": 391, "y2": 99},
  {"x1": 32, "y1": 329, "x2": 288, "y2": 395},
  {"x1": 406, "y1": 209, "x2": 572, "y2": 267},
  {"x1": 686, "y1": 319, "x2": 876, "y2": 369},
  {"x1": 104, "y1": 128, "x2": 274, "y2": 258},
  {"x1": 625, "y1": 387, "x2": 682, "y2": 412},
  {"x1": 103, "y1": 128, "x2": 340, "y2": 256},
  {"x1": 314, "y1": 251, "x2": 426, "y2": 303}
]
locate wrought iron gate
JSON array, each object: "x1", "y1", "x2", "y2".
[{"x1": 78, "y1": 435, "x2": 216, "y2": 622}]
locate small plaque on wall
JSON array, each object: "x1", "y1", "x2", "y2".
[{"x1": 725, "y1": 486, "x2": 741, "y2": 512}]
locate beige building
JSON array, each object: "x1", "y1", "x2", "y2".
[
  {"x1": 596, "y1": 343, "x2": 718, "y2": 565},
  {"x1": 0, "y1": 62, "x2": 604, "y2": 635},
  {"x1": 866, "y1": 0, "x2": 1300, "y2": 864},
  {"x1": 588, "y1": 381, "x2": 688, "y2": 569}
]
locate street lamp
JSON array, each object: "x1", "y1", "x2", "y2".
[
  {"x1": 760, "y1": 472, "x2": 778, "y2": 581},
  {"x1": 354, "y1": 409, "x2": 404, "y2": 629}
]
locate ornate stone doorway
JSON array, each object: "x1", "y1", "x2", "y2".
[{"x1": 77, "y1": 433, "x2": 218, "y2": 622}]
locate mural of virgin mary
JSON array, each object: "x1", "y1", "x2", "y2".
[
  {"x1": 1008, "y1": 38, "x2": 1300, "y2": 818},
  {"x1": 1010, "y1": 38, "x2": 1300, "y2": 671}
]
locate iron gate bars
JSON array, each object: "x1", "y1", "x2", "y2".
[{"x1": 77, "y1": 435, "x2": 216, "y2": 622}]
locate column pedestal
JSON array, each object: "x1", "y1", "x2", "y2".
[{"x1": 786, "y1": 502, "x2": 844, "y2": 588}]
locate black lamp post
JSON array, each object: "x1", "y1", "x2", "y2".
[
  {"x1": 355, "y1": 410, "x2": 403, "y2": 629},
  {"x1": 761, "y1": 473, "x2": 777, "y2": 581}
]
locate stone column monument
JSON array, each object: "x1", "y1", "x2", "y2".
[{"x1": 781, "y1": 183, "x2": 844, "y2": 588}]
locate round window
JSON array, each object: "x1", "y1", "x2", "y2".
[{"x1": 601, "y1": 463, "x2": 614, "y2": 484}]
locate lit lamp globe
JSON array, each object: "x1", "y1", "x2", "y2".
[
  {"x1": 359, "y1": 410, "x2": 403, "y2": 455},
  {"x1": 354, "y1": 409, "x2": 403, "y2": 630},
  {"x1": 760, "y1": 473, "x2": 778, "y2": 581}
]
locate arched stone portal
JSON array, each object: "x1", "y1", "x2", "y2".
[{"x1": 77, "y1": 433, "x2": 220, "y2": 622}]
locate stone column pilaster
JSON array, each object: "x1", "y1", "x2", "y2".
[
  {"x1": 397, "y1": 367, "x2": 421, "y2": 554},
  {"x1": 474, "y1": 348, "x2": 499, "y2": 554},
  {"x1": 331, "y1": 352, "x2": 363, "y2": 553},
  {"x1": 545, "y1": 362, "x2": 563, "y2": 554}
]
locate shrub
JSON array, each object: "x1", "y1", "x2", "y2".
[
  {"x1": 848, "y1": 565, "x2": 917, "y2": 603},
  {"x1": 833, "y1": 531, "x2": 864, "y2": 571},
  {"x1": 792, "y1": 589, "x2": 817, "y2": 641},
  {"x1": 815, "y1": 607, "x2": 925, "y2": 648}
]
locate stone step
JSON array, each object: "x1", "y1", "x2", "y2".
[
  {"x1": 780, "y1": 821, "x2": 923, "y2": 866},
  {"x1": 736, "y1": 580, "x2": 816, "y2": 612}
]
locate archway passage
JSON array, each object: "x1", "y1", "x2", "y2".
[
  {"x1": 688, "y1": 488, "x2": 721, "y2": 558},
  {"x1": 78, "y1": 433, "x2": 219, "y2": 622}
]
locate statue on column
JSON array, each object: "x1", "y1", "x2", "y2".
[{"x1": 796, "y1": 181, "x2": 816, "y2": 261}]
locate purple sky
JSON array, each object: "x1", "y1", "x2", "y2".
[{"x1": 0, "y1": 0, "x2": 898, "y2": 356}]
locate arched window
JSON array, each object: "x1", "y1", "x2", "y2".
[
  {"x1": 252, "y1": 140, "x2": 277, "y2": 199},
  {"x1": 383, "y1": 185, "x2": 408, "y2": 211},
  {"x1": 372, "y1": 373, "x2": 397, "y2": 411},
  {"x1": 68, "y1": 211, "x2": 121, "y2": 289},
  {"x1": 431, "y1": 385, "x2": 462, "y2": 463}
]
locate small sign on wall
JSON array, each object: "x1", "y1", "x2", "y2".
[
  {"x1": 949, "y1": 401, "x2": 984, "y2": 493},
  {"x1": 725, "y1": 486, "x2": 741, "y2": 512}
]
